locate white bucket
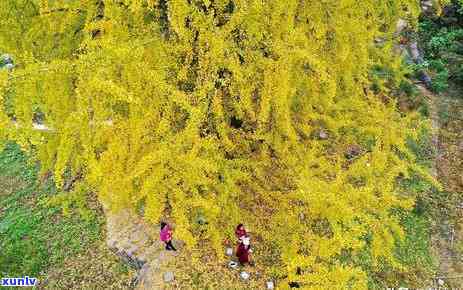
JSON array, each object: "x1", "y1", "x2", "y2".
[
  {"x1": 240, "y1": 271, "x2": 250, "y2": 280},
  {"x1": 266, "y1": 281, "x2": 275, "y2": 289}
]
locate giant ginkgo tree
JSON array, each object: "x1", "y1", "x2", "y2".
[{"x1": 0, "y1": 0, "x2": 435, "y2": 288}]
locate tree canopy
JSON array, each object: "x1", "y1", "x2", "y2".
[{"x1": 0, "y1": 0, "x2": 434, "y2": 288}]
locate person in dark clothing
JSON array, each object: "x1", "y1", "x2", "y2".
[
  {"x1": 160, "y1": 222, "x2": 176, "y2": 251},
  {"x1": 236, "y1": 235, "x2": 252, "y2": 265},
  {"x1": 235, "y1": 224, "x2": 247, "y2": 243}
]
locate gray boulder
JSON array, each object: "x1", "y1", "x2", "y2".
[
  {"x1": 1, "y1": 54, "x2": 13, "y2": 64},
  {"x1": 163, "y1": 271, "x2": 174, "y2": 283},
  {"x1": 0, "y1": 54, "x2": 14, "y2": 70}
]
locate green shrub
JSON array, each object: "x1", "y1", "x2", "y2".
[
  {"x1": 432, "y1": 68, "x2": 450, "y2": 92},
  {"x1": 418, "y1": 4, "x2": 463, "y2": 91}
]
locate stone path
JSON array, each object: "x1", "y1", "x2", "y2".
[{"x1": 105, "y1": 209, "x2": 179, "y2": 289}]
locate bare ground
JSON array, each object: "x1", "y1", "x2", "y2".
[{"x1": 421, "y1": 83, "x2": 463, "y2": 287}]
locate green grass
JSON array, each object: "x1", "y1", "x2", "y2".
[
  {"x1": 0, "y1": 142, "x2": 135, "y2": 288},
  {"x1": 0, "y1": 142, "x2": 99, "y2": 277},
  {"x1": 406, "y1": 127, "x2": 435, "y2": 168},
  {"x1": 396, "y1": 212, "x2": 434, "y2": 268}
]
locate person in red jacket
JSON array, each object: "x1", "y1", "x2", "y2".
[
  {"x1": 236, "y1": 235, "x2": 252, "y2": 265},
  {"x1": 235, "y1": 224, "x2": 247, "y2": 243}
]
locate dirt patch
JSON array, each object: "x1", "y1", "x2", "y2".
[{"x1": 424, "y1": 83, "x2": 463, "y2": 287}]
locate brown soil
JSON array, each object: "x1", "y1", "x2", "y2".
[{"x1": 421, "y1": 83, "x2": 463, "y2": 287}]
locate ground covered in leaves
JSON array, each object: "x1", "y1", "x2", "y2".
[{"x1": 431, "y1": 83, "x2": 463, "y2": 286}]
